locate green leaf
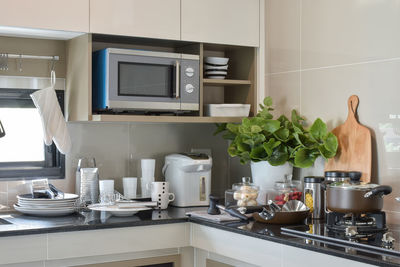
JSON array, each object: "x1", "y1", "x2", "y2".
[
  {"x1": 222, "y1": 132, "x2": 236, "y2": 140},
  {"x1": 227, "y1": 144, "x2": 238, "y2": 157},
  {"x1": 237, "y1": 142, "x2": 250, "y2": 152},
  {"x1": 239, "y1": 152, "x2": 251, "y2": 164},
  {"x1": 274, "y1": 127, "x2": 290, "y2": 141},
  {"x1": 242, "y1": 138, "x2": 255, "y2": 147},
  {"x1": 258, "y1": 108, "x2": 273, "y2": 119},
  {"x1": 318, "y1": 145, "x2": 336, "y2": 160},
  {"x1": 264, "y1": 96, "x2": 273, "y2": 107},
  {"x1": 251, "y1": 125, "x2": 262, "y2": 133},
  {"x1": 294, "y1": 148, "x2": 318, "y2": 168},
  {"x1": 263, "y1": 120, "x2": 281, "y2": 133},
  {"x1": 268, "y1": 145, "x2": 289, "y2": 166},
  {"x1": 250, "y1": 145, "x2": 268, "y2": 160},
  {"x1": 226, "y1": 123, "x2": 239, "y2": 134},
  {"x1": 309, "y1": 118, "x2": 328, "y2": 142},
  {"x1": 277, "y1": 115, "x2": 289, "y2": 124},
  {"x1": 213, "y1": 123, "x2": 227, "y2": 136},
  {"x1": 292, "y1": 124, "x2": 304, "y2": 134},
  {"x1": 263, "y1": 138, "x2": 281, "y2": 156},
  {"x1": 293, "y1": 133, "x2": 315, "y2": 148},
  {"x1": 324, "y1": 132, "x2": 338, "y2": 153},
  {"x1": 242, "y1": 118, "x2": 251, "y2": 126}
]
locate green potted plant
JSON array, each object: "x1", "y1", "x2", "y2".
[{"x1": 215, "y1": 96, "x2": 338, "y2": 193}]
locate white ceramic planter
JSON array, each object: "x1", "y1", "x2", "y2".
[{"x1": 250, "y1": 161, "x2": 293, "y2": 204}]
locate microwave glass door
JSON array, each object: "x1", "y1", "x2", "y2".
[{"x1": 118, "y1": 62, "x2": 174, "y2": 98}]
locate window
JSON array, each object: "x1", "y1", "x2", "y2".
[{"x1": 0, "y1": 88, "x2": 65, "y2": 180}]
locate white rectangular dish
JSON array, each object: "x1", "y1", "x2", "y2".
[{"x1": 205, "y1": 104, "x2": 250, "y2": 117}]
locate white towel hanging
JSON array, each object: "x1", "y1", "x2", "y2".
[{"x1": 30, "y1": 70, "x2": 71, "y2": 154}]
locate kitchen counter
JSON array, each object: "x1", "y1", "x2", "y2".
[
  {"x1": 0, "y1": 207, "x2": 193, "y2": 237},
  {"x1": 0, "y1": 208, "x2": 399, "y2": 267}
]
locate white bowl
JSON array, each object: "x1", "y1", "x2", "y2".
[
  {"x1": 204, "y1": 64, "x2": 228, "y2": 70},
  {"x1": 205, "y1": 57, "x2": 229, "y2": 65},
  {"x1": 205, "y1": 75, "x2": 226, "y2": 79},
  {"x1": 205, "y1": 70, "x2": 227, "y2": 75}
]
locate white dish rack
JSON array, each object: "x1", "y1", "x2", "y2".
[{"x1": 205, "y1": 104, "x2": 250, "y2": 117}]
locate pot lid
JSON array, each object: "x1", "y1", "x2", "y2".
[
  {"x1": 329, "y1": 182, "x2": 379, "y2": 190},
  {"x1": 325, "y1": 171, "x2": 349, "y2": 178},
  {"x1": 304, "y1": 176, "x2": 324, "y2": 183}
]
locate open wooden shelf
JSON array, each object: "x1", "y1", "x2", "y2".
[
  {"x1": 91, "y1": 114, "x2": 244, "y2": 123},
  {"x1": 203, "y1": 79, "x2": 251, "y2": 86}
]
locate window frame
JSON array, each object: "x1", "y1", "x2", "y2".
[{"x1": 0, "y1": 88, "x2": 65, "y2": 180}]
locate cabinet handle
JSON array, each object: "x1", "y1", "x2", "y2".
[{"x1": 175, "y1": 61, "x2": 180, "y2": 99}]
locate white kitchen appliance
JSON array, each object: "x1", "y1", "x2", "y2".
[{"x1": 162, "y1": 153, "x2": 212, "y2": 207}]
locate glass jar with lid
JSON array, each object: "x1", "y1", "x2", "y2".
[
  {"x1": 269, "y1": 175, "x2": 303, "y2": 205},
  {"x1": 225, "y1": 177, "x2": 259, "y2": 207}
]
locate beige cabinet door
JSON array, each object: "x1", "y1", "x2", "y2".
[
  {"x1": 181, "y1": 0, "x2": 260, "y2": 47},
  {"x1": 90, "y1": 0, "x2": 180, "y2": 40},
  {"x1": 0, "y1": 0, "x2": 89, "y2": 32}
]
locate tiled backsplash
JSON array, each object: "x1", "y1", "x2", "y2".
[
  {"x1": 266, "y1": 0, "x2": 400, "y2": 222},
  {"x1": 0, "y1": 122, "x2": 246, "y2": 207}
]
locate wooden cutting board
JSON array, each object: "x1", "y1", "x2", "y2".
[{"x1": 325, "y1": 95, "x2": 372, "y2": 182}]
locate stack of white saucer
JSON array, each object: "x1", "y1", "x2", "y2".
[{"x1": 204, "y1": 57, "x2": 229, "y2": 79}]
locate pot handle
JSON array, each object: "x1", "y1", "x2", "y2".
[
  {"x1": 364, "y1": 185, "x2": 392, "y2": 198},
  {"x1": 320, "y1": 180, "x2": 333, "y2": 191}
]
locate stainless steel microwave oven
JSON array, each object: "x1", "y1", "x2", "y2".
[{"x1": 92, "y1": 48, "x2": 200, "y2": 113}]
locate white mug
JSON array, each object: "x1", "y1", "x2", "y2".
[
  {"x1": 151, "y1": 182, "x2": 175, "y2": 209},
  {"x1": 123, "y1": 177, "x2": 137, "y2": 199}
]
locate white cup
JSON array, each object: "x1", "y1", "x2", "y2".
[
  {"x1": 141, "y1": 159, "x2": 155, "y2": 178},
  {"x1": 99, "y1": 180, "x2": 114, "y2": 203},
  {"x1": 123, "y1": 177, "x2": 137, "y2": 199},
  {"x1": 151, "y1": 181, "x2": 175, "y2": 209}
]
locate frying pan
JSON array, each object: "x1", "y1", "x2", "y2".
[{"x1": 253, "y1": 210, "x2": 310, "y2": 224}]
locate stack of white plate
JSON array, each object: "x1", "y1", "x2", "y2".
[
  {"x1": 14, "y1": 193, "x2": 79, "y2": 217},
  {"x1": 204, "y1": 57, "x2": 229, "y2": 79}
]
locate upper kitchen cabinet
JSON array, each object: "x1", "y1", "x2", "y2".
[
  {"x1": 181, "y1": 0, "x2": 260, "y2": 47},
  {"x1": 0, "y1": 0, "x2": 89, "y2": 32},
  {"x1": 89, "y1": 0, "x2": 181, "y2": 40}
]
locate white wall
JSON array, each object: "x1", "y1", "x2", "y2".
[
  {"x1": 0, "y1": 122, "x2": 249, "y2": 206},
  {"x1": 266, "y1": 0, "x2": 400, "y2": 222}
]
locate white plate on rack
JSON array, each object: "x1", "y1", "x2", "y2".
[
  {"x1": 14, "y1": 204, "x2": 76, "y2": 217},
  {"x1": 88, "y1": 204, "x2": 151, "y2": 217}
]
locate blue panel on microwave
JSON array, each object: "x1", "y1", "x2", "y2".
[{"x1": 92, "y1": 49, "x2": 108, "y2": 110}]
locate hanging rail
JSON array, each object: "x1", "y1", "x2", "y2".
[{"x1": 5, "y1": 53, "x2": 59, "y2": 61}]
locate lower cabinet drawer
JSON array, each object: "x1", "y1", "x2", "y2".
[{"x1": 75, "y1": 254, "x2": 180, "y2": 267}]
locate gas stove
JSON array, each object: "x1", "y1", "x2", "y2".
[
  {"x1": 326, "y1": 211, "x2": 388, "y2": 240},
  {"x1": 281, "y1": 212, "x2": 400, "y2": 259}
]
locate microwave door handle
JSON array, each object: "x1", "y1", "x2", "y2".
[{"x1": 175, "y1": 60, "x2": 180, "y2": 99}]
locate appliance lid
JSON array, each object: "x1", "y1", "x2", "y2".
[{"x1": 165, "y1": 153, "x2": 210, "y2": 161}]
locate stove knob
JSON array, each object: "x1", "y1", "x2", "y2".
[
  {"x1": 185, "y1": 84, "x2": 194, "y2": 94},
  {"x1": 185, "y1": 67, "x2": 194, "y2": 77},
  {"x1": 382, "y1": 232, "x2": 395, "y2": 249}
]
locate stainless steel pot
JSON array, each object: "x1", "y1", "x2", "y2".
[{"x1": 323, "y1": 182, "x2": 392, "y2": 214}]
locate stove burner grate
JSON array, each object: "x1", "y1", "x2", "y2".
[{"x1": 326, "y1": 211, "x2": 387, "y2": 238}]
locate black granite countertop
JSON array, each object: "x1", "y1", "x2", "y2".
[{"x1": 0, "y1": 208, "x2": 399, "y2": 267}]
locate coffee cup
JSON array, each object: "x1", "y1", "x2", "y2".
[{"x1": 151, "y1": 182, "x2": 175, "y2": 209}]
